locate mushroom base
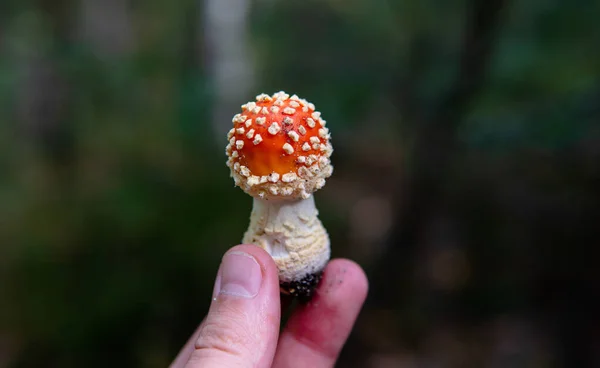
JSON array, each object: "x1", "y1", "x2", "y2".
[
  {"x1": 242, "y1": 196, "x2": 331, "y2": 284},
  {"x1": 280, "y1": 271, "x2": 323, "y2": 302}
]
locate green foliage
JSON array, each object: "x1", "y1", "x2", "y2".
[{"x1": 1, "y1": 0, "x2": 598, "y2": 366}]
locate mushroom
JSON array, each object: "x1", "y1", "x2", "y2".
[{"x1": 225, "y1": 91, "x2": 333, "y2": 300}]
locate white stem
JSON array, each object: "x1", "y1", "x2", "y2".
[{"x1": 242, "y1": 196, "x2": 330, "y2": 283}]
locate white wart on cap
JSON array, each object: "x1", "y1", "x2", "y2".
[{"x1": 225, "y1": 92, "x2": 333, "y2": 200}]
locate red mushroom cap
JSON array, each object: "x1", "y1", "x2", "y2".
[{"x1": 226, "y1": 91, "x2": 333, "y2": 199}]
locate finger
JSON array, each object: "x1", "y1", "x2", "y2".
[
  {"x1": 171, "y1": 272, "x2": 222, "y2": 367},
  {"x1": 179, "y1": 244, "x2": 282, "y2": 368},
  {"x1": 170, "y1": 319, "x2": 204, "y2": 368},
  {"x1": 272, "y1": 259, "x2": 368, "y2": 368}
]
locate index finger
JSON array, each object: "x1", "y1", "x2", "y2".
[{"x1": 272, "y1": 259, "x2": 368, "y2": 368}]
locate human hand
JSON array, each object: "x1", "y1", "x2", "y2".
[{"x1": 170, "y1": 244, "x2": 368, "y2": 368}]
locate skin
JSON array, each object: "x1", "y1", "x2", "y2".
[{"x1": 170, "y1": 244, "x2": 369, "y2": 368}]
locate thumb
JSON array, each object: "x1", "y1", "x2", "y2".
[{"x1": 184, "y1": 245, "x2": 281, "y2": 368}]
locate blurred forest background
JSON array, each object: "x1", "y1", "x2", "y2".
[{"x1": 1, "y1": 0, "x2": 599, "y2": 367}]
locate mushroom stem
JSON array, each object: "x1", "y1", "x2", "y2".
[{"x1": 242, "y1": 195, "x2": 330, "y2": 285}]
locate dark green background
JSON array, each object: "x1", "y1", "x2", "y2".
[{"x1": 1, "y1": 0, "x2": 598, "y2": 366}]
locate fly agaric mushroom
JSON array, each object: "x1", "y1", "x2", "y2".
[{"x1": 225, "y1": 91, "x2": 333, "y2": 300}]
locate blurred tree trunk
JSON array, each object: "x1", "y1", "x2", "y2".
[
  {"x1": 204, "y1": 0, "x2": 255, "y2": 141},
  {"x1": 16, "y1": 0, "x2": 76, "y2": 166},
  {"x1": 79, "y1": 0, "x2": 134, "y2": 58},
  {"x1": 16, "y1": 0, "x2": 134, "y2": 171},
  {"x1": 16, "y1": 57, "x2": 71, "y2": 163},
  {"x1": 370, "y1": 0, "x2": 507, "y2": 306}
]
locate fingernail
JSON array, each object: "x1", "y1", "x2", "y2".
[{"x1": 219, "y1": 251, "x2": 262, "y2": 298}]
